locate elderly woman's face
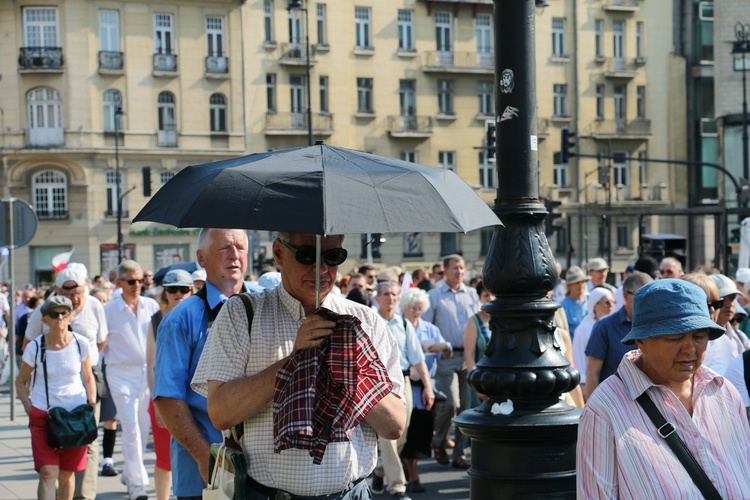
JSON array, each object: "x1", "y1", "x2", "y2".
[
  {"x1": 43, "y1": 307, "x2": 72, "y2": 330},
  {"x1": 635, "y1": 329, "x2": 709, "y2": 390},
  {"x1": 403, "y1": 301, "x2": 426, "y2": 322}
]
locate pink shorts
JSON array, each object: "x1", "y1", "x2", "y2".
[
  {"x1": 29, "y1": 406, "x2": 87, "y2": 472},
  {"x1": 148, "y1": 399, "x2": 172, "y2": 471}
]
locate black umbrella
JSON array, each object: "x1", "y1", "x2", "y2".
[
  {"x1": 152, "y1": 261, "x2": 200, "y2": 286},
  {"x1": 133, "y1": 144, "x2": 501, "y2": 234}
]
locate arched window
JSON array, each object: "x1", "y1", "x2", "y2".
[
  {"x1": 27, "y1": 87, "x2": 63, "y2": 146},
  {"x1": 103, "y1": 89, "x2": 122, "y2": 131},
  {"x1": 209, "y1": 93, "x2": 226, "y2": 132},
  {"x1": 32, "y1": 170, "x2": 68, "y2": 219}
]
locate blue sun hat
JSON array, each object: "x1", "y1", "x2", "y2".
[{"x1": 621, "y1": 279, "x2": 725, "y2": 345}]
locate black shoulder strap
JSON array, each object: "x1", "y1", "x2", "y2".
[
  {"x1": 41, "y1": 335, "x2": 49, "y2": 411},
  {"x1": 195, "y1": 286, "x2": 221, "y2": 327},
  {"x1": 743, "y1": 350, "x2": 750, "y2": 402}
]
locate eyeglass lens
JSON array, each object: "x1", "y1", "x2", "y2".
[
  {"x1": 281, "y1": 240, "x2": 348, "y2": 267},
  {"x1": 48, "y1": 311, "x2": 70, "y2": 319},
  {"x1": 166, "y1": 287, "x2": 192, "y2": 294}
]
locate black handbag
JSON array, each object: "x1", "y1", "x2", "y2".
[
  {"x1": 37, "y1": 335, "x2": 98, "y2": 450},
  {"x1": 92, "y1": 364, "x2": 108, "y2": 400}
]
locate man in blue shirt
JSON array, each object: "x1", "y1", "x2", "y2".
[
  {"x1": 153, "y1": 228, "x2": 251, "y2": 499},
  {"x1": 560, "y1": 266, "x2": 590, "y2": 338},
  {"x1": 584, "y1": 271, "x2": 652, "y2": 400}
]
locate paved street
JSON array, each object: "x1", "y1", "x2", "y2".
[{"x1": 0, "y1": 385, "x2": 470, "y2": 499}]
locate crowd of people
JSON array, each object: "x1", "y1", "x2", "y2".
[{"x1": 4, "y1": 238, "x2": 750, "y2": 499}]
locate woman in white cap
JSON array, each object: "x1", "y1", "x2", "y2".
[{"x1": 572, "y1": 287, "x2": 615, "y2": 396}]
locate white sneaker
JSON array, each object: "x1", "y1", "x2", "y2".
[{"x1": 128, "y1": 483, "x2": 148, "y2": 500}]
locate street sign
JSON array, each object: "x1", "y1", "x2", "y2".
[{"x1": 0, "y1": 199, "x2": 38, "y2": 248}]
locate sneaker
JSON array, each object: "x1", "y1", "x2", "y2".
[
  {"x1": 371, "y1": 474, "x2": 385, "y2": 494},
  {"x1": 101, "y1": 462, "x2": 118, "y2": 477},
  {"x1": 390, "y1": 493, "x2": 412, "y2": 500},
  {"x1": 128, "y1": 483, "x2": 148, "y2": 500}
]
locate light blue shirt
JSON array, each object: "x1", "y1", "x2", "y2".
[
  {"x1": 413, "y1": 318, "x2": 451, "y2": 377},
  {"x1": 422, "y1": 282, "x2": 480, "y2": 347},
  {"x1": 153, "y1": 281, "x2": 248, "y2": 496},
  {"x1": 383, "y1": 313, "x2": 425, "y2": 372}
]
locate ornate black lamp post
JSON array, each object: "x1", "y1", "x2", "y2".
[
  {"x1": 455, "y1": 1, "x2": 580, "y2": 498},
  {"x1": 734, "y1": 22, "x2": 750, "y2": 181}
]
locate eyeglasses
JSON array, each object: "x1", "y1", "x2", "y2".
[
  {"x1": 280, "y1": 240, "x2": 348, "y2": 267},
  {"x1": 434, "y1": 271, "x2": 444, "y2": 276},
  {"x1": 597, "y1": 300, "x2": 616, "y2": 306},
  {"x1": 144, "y1": 274, "x2": 153, "y2": 278},
  {"x1": 709, "y1": 300, "x2": 724, "y2": 310},
  {"x1": 47, "y1": 310, "x2": 70, "y2": 319},
  {"x1": 165, "y1": 286, "x2": 191, "y2": 294},
  {"x1": 124, "y1": 279, "x2": 144, "y2": 286}
]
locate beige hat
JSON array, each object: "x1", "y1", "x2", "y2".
[
  {"x1": 565, "y1": 266, "x2": 591, "y2": 285},
  {"x1": 586, "y1": 257, "x2": 609, "y2": 272}
]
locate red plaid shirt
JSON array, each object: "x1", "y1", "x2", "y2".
[{"x1": 273, "y1": 307, "x2": 393, "y2": 464}]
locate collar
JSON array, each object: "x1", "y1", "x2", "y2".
[
  {"x1": 439, "y1": 281, "x2": 466, "y2": 294},
  {"x1": 205, "y1": 280, "x2": 249, "y2": 311},
  {"x1": 615, "y1": 306, "x2": 631, "y2": 324},
  {"x1": 278, "y1": 285, "x2": 333, "y2": 322},
  {"x1": 116, "y1": 294, "x2": 142, "y2": 311}
]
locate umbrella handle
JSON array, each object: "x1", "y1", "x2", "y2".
[{"x1": 315, "y1": 234, "x2": 321, "y2": 309}]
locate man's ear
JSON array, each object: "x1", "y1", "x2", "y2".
[
  {"x1": 196, "y1": 249, "x2": 206, "y2": 269},
  {"x1": 272, "y1": 240, "x2": 283, "y2": 267}
]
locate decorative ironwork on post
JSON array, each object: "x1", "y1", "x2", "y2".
[{"x1": 454, "y1": 1, "x2": 580, "y2": 498}]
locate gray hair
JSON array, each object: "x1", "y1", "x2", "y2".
[
  {"x1": 443, "y1": 253, "x2": 464, "y2": 269},
  {"x1": 623, "y1": 271, "x2": 653, "y2": 294},
  {"x1": 117, "y1": 259, "x2": 142, "y2": 279},
  {"x1": 198, "y1": 228, "x2": 248, "y2": 252},
  {"x1": 399, "y1": 288, "x2": 430, "y2": 313},
  {"x1": 376, "y1": 280, "x2": 399, "y2": 295}
]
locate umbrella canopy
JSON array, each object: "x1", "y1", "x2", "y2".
[
  {"x1": 133, "y1": 144, "x2": 501, "y2": 234},
  {"x1": 152, "y1": 261, "x2": 200, "y2": 286}
]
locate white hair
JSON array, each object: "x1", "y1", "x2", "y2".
[{"x1": 399, "y1": 287, "x2": 430, "y2": 313}]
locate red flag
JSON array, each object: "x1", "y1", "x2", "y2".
[{"x1": 51, "y1": 250, "x2": 74, "y2": 273}]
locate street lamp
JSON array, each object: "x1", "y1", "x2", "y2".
[
  {"x1": 114, "y1": 105, "x2": 124, "y2": 263},
  {"x1": 733, "y1": 22, "x2": 750, "y2": 181},
  {"x1": 288, "y1": 0, "x2": 313, "y2": 146}
]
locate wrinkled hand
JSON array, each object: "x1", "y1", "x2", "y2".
[
  {"x1": 293, "y1": 315, "x2": 336, "y2": 353},
  {"x1": 422, "y1": 385, "x2": 435, "y2": 411}
]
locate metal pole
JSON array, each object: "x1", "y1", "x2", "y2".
[
  {"x1": 7, "y1": 198, "x2": 15, "y2": 420},
  {"x1": 742, "y1": 42, "x2": 749, "y2": 181},
  {"x1": 304, "y1": 3, "x2": 313, "y2": 146},
  {"x1": 115, "y1": 107, "x2": 122, "y2": 263},
  {"x1": 455, "y1": 1, "x2": 579, "y2": 497}
]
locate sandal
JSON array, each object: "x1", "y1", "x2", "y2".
[
  {"x1": 452, "y1": 456, "x2": 470, "y2": 469},
  {"x1": 433, "y1": 447, "x2": 450, "y2": 465}
]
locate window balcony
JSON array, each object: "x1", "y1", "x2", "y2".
[
  {"x1": 27, "y1": 127, "x2": 64, "y2": 147},
  {"x1": 153, "y1": 53, "x2": 178, "y2": 75},
  {"x1": 19, "y1": 47, "x2": 64, "y2": 72},
  {"x1": 387, "y1": 115, "x2": 433, "y2": 138},
  {"x1": 590, "y1": 119, "x2": 651, "y2": 139},
  {"x1": 157, "y1": 127, "x2": 178, "y2": 147},
  {"x1": 36, "y1": 210, "x2": 69, "y2": 221},
  {"x1": 603, "y1": 0, "x2": 640, "y2": 12},
  {"x1": 205, "y1": 55, "x2": 229, "y2": 78},
  {"x1": 279, "y1": 43, "x2": 317, "y2": 67},
  {"x1": 264, "y1": 112, "x2": 333, "y2": 135},
  {"x1": 603, "y1": 58, "x2": 639, "y2": 78},
  {"x1": 421, "y1": 51, "x2": 494, "y2": 74},
  {"x1": 98, "y1": 51, "x2": 124, "y2": 73}
]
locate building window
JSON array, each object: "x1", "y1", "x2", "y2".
[
  {"x1": 480, "y1": 227, "x2": 494, "y2": 256},
  {"x1": 399, "y1": 79, "x2": 417, "y2": 120},
  {"x1": 636, "y1": 21, "x2": 644, "y2": 59},
  {"x1": 479, "y1": 151, "x2": 495, "y2": 188},
  {"x1": 638, "y1": 150, "x2": 647, "y2": 185},
  {"x1": 105, "y1": 171, "x2": 124, "y2": 217},
  {"x1": 553, "y1": 152, "x2": 569, "y2": 188},
  {"x1": 435, "y1": 12, "x2": 453, "y2": 63},
  {"x1": 440, "y1": 233, "x2": 459, "y2": 256},
  {"x1": 266, "y1": 74, "x2": 277, "y2": 112},
  {"x1": 555, "y1": 223, "x2": 567, "y2": 254},
  {"x1": 438, "y1": 151, "x2": 455, "y2": 171},
  {"x1": 636, "y1": 86, "x2": 646, "y2": 119},
  {"x1": 206, "y1": 17, "x2": 225, "y2": 57},
  {"x1": 99, "y1": 10, "x2": 120, "y2": 52},
  {"x1": 401, "y1": 151, "x2": 418, "y2": 163},
  {"x1": 319, "y1": 76, "x2": 329, "y2": 113},
  {"x1": 594, "y1": 19, "x2": 603, "y2": 58},
  {"x1": 316, "y1": 4, "x2": 327, "y2": 46},
  {"x1": 33, "y1": 170, "x2": 68, "y2": 219},
  {"x1": 264, "y1": 0, "x2": 274, "y2": 43},
  {"x1": 614, "y1": 85, "x2": 626, "y2": 122},
  {"x1": 24, "y1": 8, "x2": 58, "y2": 48},
  {"x1": 288, "y1": 9, "x2": 303, "y2": 47},
  {"x1": 552, "y1": 18, "x2": 566, "y2": 57},
  {"x1": 596, "y1": 84, "x2": 605, "y2": 120},
  {"x1": 398, "y1": 9, "x2": 414, "y2": 51},
  {"x1": 210, "y1": 93, "x2": 227, "y2": 132},
  {"x1": 154, "y1": 14, "x2": 174, "y2": 54},
  {"x1": 478, "y1": 81, "x2": 493, "y2": 116},
  {"x1": 553, "y1": 84, "x2": 567, "y2": 116},
  {"x1": 290, "y1": 75, "x2": 305, "y2": 116},
  {"x1": 354, "y1": 7, "x2": 371, "y2": 49},
  {"x1": 158, "y1": 91, "x2": 176, "y2": 130},
  {"x1": 613, "y1": 152, "x2": 628, "y2": 187},
  {"x1": 103, "y1": 89, "x2": 122, "y2": 131},
  {"x1": 616, "y1": 221, "x2": 630, "y2": 249},
  {"x1": 360, "y1": 233, "x2": 382, "y2": 259},
  {"x1": 27, "y1": 87, "x2": 63, "y2": 147},
  {"x1": 357, "y1": 77, "x2": 373, "y2": 113},
  {"x1": 438, "y1": 80, "x2": 454, "y2": 115},
  {"x1": 613, "y1": 20, "x2": 624, "y2": 59},
  {"x1": 475, "y1": 14, "x2": 493, "y2": 66},
  {"x1": 160, "y1": 171, "x2": 174, "y2": 185}
]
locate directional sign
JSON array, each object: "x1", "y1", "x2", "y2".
[{"x1": 0, "y1": 199, "x2": 38, "y2": 248}]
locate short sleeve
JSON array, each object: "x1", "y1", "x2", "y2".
[
  {"x1": 724, "y1": 354, "x2": 750, "y2": 408},
  {"x1": 577, "y1": 407, "x2": 619, "y2": 499}
]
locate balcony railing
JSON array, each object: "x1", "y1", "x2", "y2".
[
  {"x1": 153, "y1": 53, "x2": 178, "y2": 72},
  {"x1": 421, "y1": 51, "x2": 494, "y2": 73},
  {"x1": 36, "y1": 210, "x2": 69, "y2": 221},
  {"x1": 19, "y1": 47, "x2": 64, "y2": 70},
  {"x1": 264, "y1": 112, "x2": 333, "y2": 134},
  {"x1": 387, "y1": 115, "x2": 433, "y2": 136},
  {"x1": 591, "y1": 119, "x2": 651, "y2": 138},
  {"x1": 603, "y1": 0, "x2": 640, "y2": 11},
  {"x1": 28, "y1": 127, "x2": 64, "y2": 147},
  {"x1": 205, "y1": 55, "x2": 228, "y2": 74},
  {"x1": 99, "y1": 51, "x2": 123, "y2": 70},
  {"x1": 603, "y1": 57, "x2": 639, "y2": 78},
  {"x1": 158, "y1": 127, "x2": 178, "y2": 147},
  {"x1": 279, "y1": 43, "x2": 317, "y2": 66}
]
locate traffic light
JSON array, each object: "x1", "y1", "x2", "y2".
[
  {"x1": 560, "y1": 127, "x2": 576, "y2": 164},
  {"x1": 142, "y1": 166, "x2": 152, "y2": 197},
  {"x1": 543, "y1": 198, "x2": 563, "y2": 238},
  {"x1": 485, "y1": 119, "x2": 496, "y2": 163}
]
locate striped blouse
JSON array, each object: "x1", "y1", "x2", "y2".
[{"x1": 577, "y1": 350, "x2": 750, "y2": 499}]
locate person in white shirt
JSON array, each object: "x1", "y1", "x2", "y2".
[
  {"x1": 103, "y1": 260, "x2": 160, "y2": 500},
  {"x1": 703, "y1": 274, "x2": 750, "y2": 375}
]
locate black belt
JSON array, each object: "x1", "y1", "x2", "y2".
[
  {"x1": 453, "y1": 347, "x2": 464, "y2": 352},
  {"x1": 246, "y1": 476, "x2": 365, "y2": 500},
  {"x1": 402, "y1": 369, "x2": 411, "y2": 376}
]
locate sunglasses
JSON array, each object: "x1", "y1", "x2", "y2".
[
  {"x1": 124, "y1": 279, "x2": 144, "y2": 286},
  {"x1": 435, "y1": 271, "x2": 444, "y2": 276},
  {"x1": 280, "y1": 240, "x2": 348, "y2": 267},
  {"x1": 165, "y1": 286, "x2": 192, "y2": 294},
  {"x1": 47, "y1": 310, "x2": 70, "y2": 319},
  {"x1": 709, "y1": 300, "x2": 724, "y2": 310}
]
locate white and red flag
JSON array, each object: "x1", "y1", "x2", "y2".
[{"x1": 51, "y1": 250, "x2": 74, "y2": 273}]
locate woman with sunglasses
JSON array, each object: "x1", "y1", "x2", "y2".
[
  {"x1": 146, "y1": 270, "x2": 194, "y2": 500},
  {"x1": 15, "y1": 296, "x2": 97, "y2": 500},
  {"x1": 572, "y1": 287, "x2": 615, "y2": 397}
]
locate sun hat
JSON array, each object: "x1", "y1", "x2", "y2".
[
  {"x1": 734, "y1": 301, "x2": 748, "y2": 319},
  {"x1": 40, "y1": 296, "x2": 74, "y2": 317},
  {"x1": 565, "y1": 266, "x2": 591, "y2": 285},
  {"x1": 736, "y1": 268, "x2": 750, "y2": 284},
  {"x1": 55, "y1": 266, "x2": 86, "y2": 288},
  {"x1": 191, "y1": 269, "x2": 207, "y2": 283},
  {"x1": 163, "y1": 269, "x2": 193, "y2": 288},
  {"x1": 586, "y1": 258, "x2": 609, "y2": 272},
  {"x1": 257, "y1": 271, "x2": 282, "y2": 289},
  {"x1": 708, "y1": 273, "x2": 745, "y2": 299},
  {"x1": 621, "y1": 279, "x2": 725, "y2": 345}
]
